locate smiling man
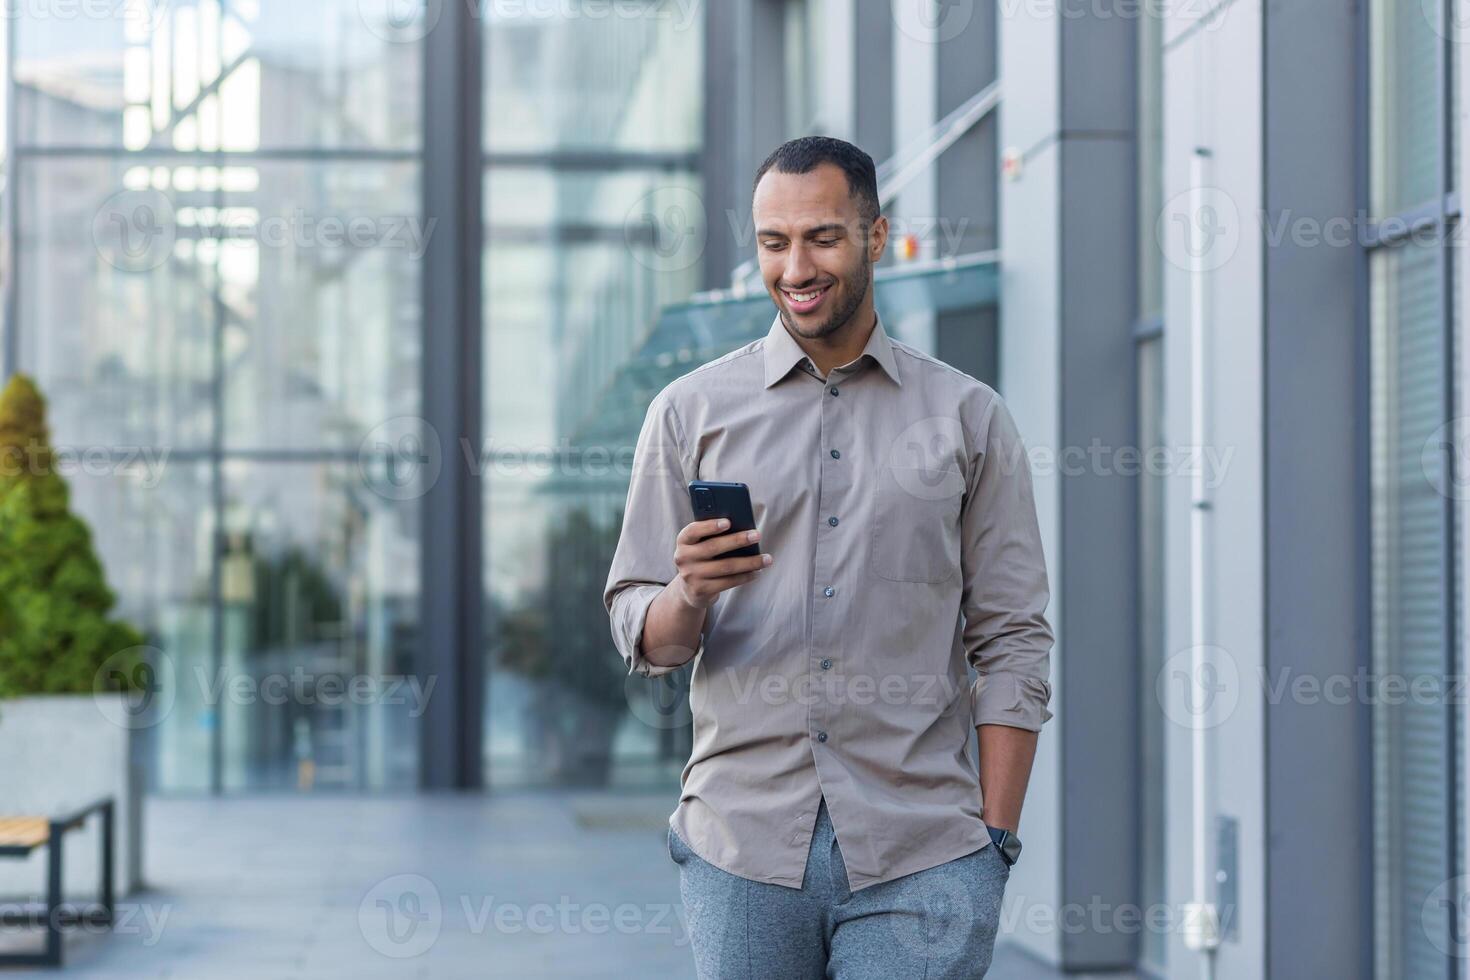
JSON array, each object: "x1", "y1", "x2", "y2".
[{"x1": 604, "y1": 136, "x2": 1054, "y2": 978}]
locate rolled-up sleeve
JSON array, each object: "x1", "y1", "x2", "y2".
[
  {"x1": 961, "y1": 393, "x2": 1055, "y2": 731},
  {"x1": 603, "y1": 390, "x2": 703, "y2": 679}
]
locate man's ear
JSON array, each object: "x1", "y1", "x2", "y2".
[{"x1": 868, "y1": 214, "x2": 889, "y2": 263}]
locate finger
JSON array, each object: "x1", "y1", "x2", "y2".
[
  {"x1": 678, "y1": 518, "x2": 732, "y2": 544},
  {"x1": 692, "y1": 553, "x2": 771, "y2": 579},
  {"x1": 702, "y1": 569, "x2": 761, "y2": 594},
  {"x1": 690, "y1": 528, "x2": 762, "y2": 560}
]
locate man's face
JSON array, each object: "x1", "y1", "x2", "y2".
[{"x1": 752, "y1": 163, "x2": 888, "y2": 340}]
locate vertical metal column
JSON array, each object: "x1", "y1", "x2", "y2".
[
  {"x1": 1262, "y1": 0, "x2": 1370, "y2": 972},
  {"x1": 420, "y1": 2, "x2": 485, "y2": 790}
]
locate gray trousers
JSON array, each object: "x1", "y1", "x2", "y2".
[{"x1": 669, "y1": 795, "x2": 1010, "y2": 979}]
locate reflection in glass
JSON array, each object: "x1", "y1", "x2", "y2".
[
  {"x1": 19, "y1": 159, "x2": 421, "y2": 452},
  {"x1": 218, "y1": 462, "x2": 420, "y2": 792},
  {"x1": 481, "y1": 2, "x2": 704, "y2": 788},
  {"x1": 15, "y1": 0, "x2": 421, "y2": 151},
  {"x1": 11, "y1": 4, "x2": 424, "y2": 792},
  {"x1": 481, "y1": 165, "x2": 704, "y2": 787},
  {"x1": 482, "y1": 0, "x2": 701, "y2": 154},
  {"x1": 70, "y1": 459, "x2": 215, "y2": 792},
  {"x1": 1369, "y1": 0, "x2": 1443, "y2": 217},
  {"x1": 1370, "y1": 242, "x2": 1452, "y2": 979}
]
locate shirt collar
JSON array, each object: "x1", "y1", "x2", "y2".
[{"x1": 761, "y1": 312, "x2": 903, "y2": 389}]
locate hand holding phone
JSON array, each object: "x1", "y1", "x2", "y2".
[{"x1": 672, "y1": 481, "x2": 771, "y2": 610}]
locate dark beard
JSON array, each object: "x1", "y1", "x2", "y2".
[{"x1": 781, "y1": 256, "x2": 871, "y2": 341}]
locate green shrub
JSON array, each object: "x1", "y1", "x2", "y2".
[{"x1": 0, "y1": 374, "x2": 144, "y2": 697}]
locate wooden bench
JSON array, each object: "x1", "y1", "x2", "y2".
[{"x1": 0, "y1": 800, "x2": 115, "y2": 967}]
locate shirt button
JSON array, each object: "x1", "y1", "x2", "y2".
[
  {"x1": 816, "y1": 731, "x2": 828, "y2": 742},
  {"x1": 823, "y1": 586, "x2": 835, "y2": 597},
  {"x1": 828, "y1": 516, "x2": 839, "y2": 527},
  {"x1": 829, "y1": 386, "x2": 839, "y2": 397},
  {"x1": 830, "y1": 449, "x2": 841, "y2": 459},
  {"x1": 820, "y1": 658, "x2": 832, "y2": 670}
]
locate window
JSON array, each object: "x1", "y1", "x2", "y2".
[
  {"x1": 7, "y1": 1, "x2": 426, "y2": 791},
  {"x1": 1367, "y1": 0, "x2": 1460, "y2": 972},
  {"x1": 479, "y1": 2, "x2": 704, "y2": 788}
]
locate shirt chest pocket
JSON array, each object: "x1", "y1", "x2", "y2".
[{"x1": 869, "y1": 464, "x2": 964, "y2": 584}]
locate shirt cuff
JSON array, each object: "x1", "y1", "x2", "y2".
[
  {"x1": 611, "y1": 584, "x2": 699, "y2": 679},
  {"x1": 971, "y1": 671, "x2": 1054, "y2": 732}
]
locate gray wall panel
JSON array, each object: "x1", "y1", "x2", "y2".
[{"x1": 1262, "y1": 0, "x2": 1370, "y2": 975}]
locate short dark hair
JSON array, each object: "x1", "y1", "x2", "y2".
[{"x1": 753, "y1": 136, "x2": 880, "y2": 223}]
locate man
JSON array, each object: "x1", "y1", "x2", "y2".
[{"x1": 603, "y1": 136, "x2": 1053, "y2": 978}]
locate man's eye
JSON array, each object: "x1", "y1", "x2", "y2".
[
  {"x1": 761, "y1": 241, "x2": 787, "y2": 251},
  {"x1": 816, "y1": 238, "x2": 839, "y2": 247}
]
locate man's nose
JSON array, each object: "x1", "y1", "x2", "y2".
[{"x1": 783, "y1": 244, "x2": 817, "y2": 287}]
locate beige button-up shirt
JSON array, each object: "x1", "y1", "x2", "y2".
[{"x1": 603, "y1": 312, "x2": 1053, "y2": 893}]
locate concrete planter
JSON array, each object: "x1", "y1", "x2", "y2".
[{"x1": 0, "y1": 695, "x2": 142, "y2": 901}]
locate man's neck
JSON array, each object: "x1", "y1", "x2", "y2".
[{"x1": 791, "y1": 307, "x2": 877, "y2": 378}]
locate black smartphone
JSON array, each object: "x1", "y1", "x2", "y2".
[{"x1": 687, "y1": 481, "x2": 760, "y2": 558}]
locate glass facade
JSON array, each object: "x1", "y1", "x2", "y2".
[
  {"x1": 1368, "y1": 0, "x2": 1461, "y2": 973},
  {"x1": 8, "y1": 2, "x2": 424, "y2": 791},
  {"x1": 1, "y1": 1, "x2": 1006, "y2": 800},
  {"x1": 1370, "y1": 241, "x2": 1454, "y2": 978},
  {"x1": 479, "y1": 3, "x2": 704, "y2": 788},
  {"x1": 1368, "y1": 0, "x2": 1444, "y2": 218}
]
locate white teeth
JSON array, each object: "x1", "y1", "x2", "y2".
[{"x1": 789, "y1": 289, "x2": 823, "y2": 303}]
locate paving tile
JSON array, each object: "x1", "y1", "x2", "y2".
[{"x1": 1, "y1": 792, "x2": 1057, "y2": 979}]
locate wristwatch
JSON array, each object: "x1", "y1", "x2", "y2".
[{"x1": 987, "y1": 825, "x2": 1022, "y2": 867}]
